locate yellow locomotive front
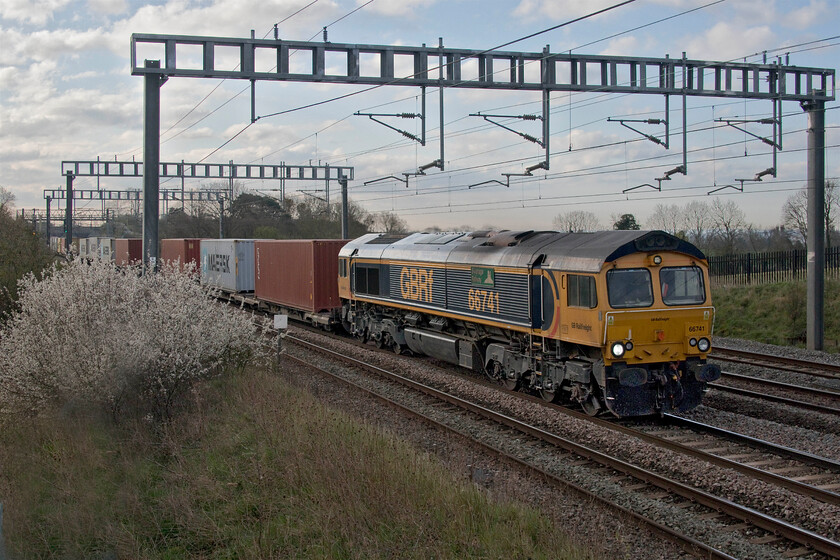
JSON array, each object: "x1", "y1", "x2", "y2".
[{"x1": 539, "y1": 232, "x2": 721, "y2": 416}]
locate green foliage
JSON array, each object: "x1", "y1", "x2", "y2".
[
  {"x1": 159, "y1": 192, "x2": 376, "y2": 240},
  {"x1": 712, "y1": 279, "x2": 840, "y2": 350},
  {"x1": 0, "y1": 368, "x2": 593, "y2": 559},
  {"x1": 0, "y1": 210, "x2": 56, "y2": 320},
  {"x1": 612, "y1": 213, "x2": 640, "y2": 230}
]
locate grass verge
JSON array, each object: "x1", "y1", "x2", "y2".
[
  {"x1": 712, "y1": 278, "x2": 840, "y2": 351},
  {"x1": 0, "y1": 366, "x2": 594, "y2": 559}
]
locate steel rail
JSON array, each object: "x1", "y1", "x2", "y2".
[
  {"x1": 709, "y1": 382, "x2": 840, "y2": 416},
  {"x1": 285, "y1": 333, "x2": 840, "y2": 558},
  {"x1": 711, "y1": 347, "x2": 840, "y2": 380},
  {"x1": 517, "y1": 389, "x2": 840, "y2": 506},
  {"x1": 663, "y1": 415, "x2": 840, "y2": 472},
  {"x1": 721, "y1": 370, "x2": 840, "y2": 398}
]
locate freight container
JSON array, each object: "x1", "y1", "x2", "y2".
[
  {"x1": 93, "y1": 237, "x2": 114, "y2": 260},
  {"x1": 200, "y1": 239, "x2": 255, "y2": 292},
  {"x1": 78, "y1": 237, "x2": 91, "y2": 258},
  {"x1": 114, "y1": 238, "x2": 142, "y2": 266},
  {"x1": 100, "y1": 238, "x2": 115, "y2": 260},
  {"x1": 49, "y1": 236, "x2": 65, "y2": 253},
  {"x1": 255, "y1": 239, "x2": 349, "y2": 313},
  {"x1": 161, "y1": 238, "x2": 202, "y2": 272}
]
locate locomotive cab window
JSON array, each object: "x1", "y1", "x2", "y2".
[
  {"x1": 660, "y1": 266, "x2": 705, "y2": 305},
  {"x1": 339, "y1": 258, "x2": 347, "y2": 277},
  {"x1": 607, "y1": 268, "x2": 653, "y2": 308},
  {"x1": 354, "y1": 264, "x2": 380, "y2": 296},
  {"x1": 567, "y1": 274, "x2": 597, "y2": 308}
]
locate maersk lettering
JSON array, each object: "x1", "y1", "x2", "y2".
[{"x1": 400, "y1": 267, "x2": 434, "y2": 303}]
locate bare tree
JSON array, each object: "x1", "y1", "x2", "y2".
[
  {"x1": 0, "y1": 186, "x2": 14, "y2": 215},
  {"x1": 782, "y1": 180, "x2": 838, "y2": 248},
  {"x1": 683, "y1": 200, "x2": 710, "y2": 247},
  {"x1": 709, "y1": 198, "x2": 746, "y2": 254},
  {"x1": 371, "y1": 211, "x2": 408, "y2": 234},
  {"x1": 782, "y1": 189, "x2": 808, "y2": 244},
  {"x1": 552, "y1": 210, "x2": 601, "y2": 232},
  {"x1": 646, "y1": 203, "x2": 683, "y2": 235}
]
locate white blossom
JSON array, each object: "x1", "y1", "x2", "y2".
[{"x1": 0, "y1": 258, "x2": 267, "y2": 420}]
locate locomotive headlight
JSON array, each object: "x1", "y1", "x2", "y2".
[
  {"x1": 625, "y1": 341, "x2": 634, "y2": 351},
  {"x1": 611, "y1": 342, "x2": 626, "y2": 358},
  {"x1": 697, "y1": 337, "x2": 711, "y2": 352},
  {"x1": 689, "y1": 338, "x2": 697, "y2": 347}
]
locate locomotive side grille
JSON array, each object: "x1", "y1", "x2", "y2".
[{"x1": 446, "y1": 268, "x2": 530, "y2": 323}]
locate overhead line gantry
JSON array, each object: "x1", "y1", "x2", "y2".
[{"x1": 55, "y1": 159, "x2": 353, "y2": 252}]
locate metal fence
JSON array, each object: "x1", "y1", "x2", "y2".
[{"x1": 709, "y1": 247, "x2": 840, "y2": 285}]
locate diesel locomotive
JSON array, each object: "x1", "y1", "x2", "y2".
[{"x1": 337, "y1": 229, "x2": 720, "y2": 417}]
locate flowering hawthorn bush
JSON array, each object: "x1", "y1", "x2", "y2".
[{"x1": 0, "y1": 258, "x2": 266, "y2": 421}]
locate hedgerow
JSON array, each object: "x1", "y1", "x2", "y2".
[{"x1": 0, "y1": 258, "x2": 266, "y2": 421}]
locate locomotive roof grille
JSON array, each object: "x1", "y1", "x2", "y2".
[{"x1": 364, "y1": 234, "x2": 408, "y2": 244}]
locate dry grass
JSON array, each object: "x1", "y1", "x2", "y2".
[{"x1": 0, "y1": 367, "x2": 594, "y2": 559}]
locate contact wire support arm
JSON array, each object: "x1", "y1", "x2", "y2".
[
  {"x1": 470, "y1": 112, "x2": 546, "y2": 148},
  {"x1": 607, "y1": 117, "x2": 667, "y2": 147},
  {"x1": 355, "y1": 111, "x2": 424, "y2": 144}
]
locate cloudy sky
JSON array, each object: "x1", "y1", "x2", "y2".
[{"x1": 2, "y1": 0, "x2": 838, "y2": 232}]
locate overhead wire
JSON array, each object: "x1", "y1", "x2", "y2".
[
  {"x1": 155, "y1": 4, "x2": 837, "y2": 214},
  {"x1": 247, "y1": 0, "x2": 809, "y2": 183},
  {"x1": 272, "y1": 25, "x2": 837, "y2": 187},
  {"x1": 347, "y1": 111, "x2": 836, "y2": 206}
]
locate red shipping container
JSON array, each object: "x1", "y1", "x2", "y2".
[
  {"x1": 161, "y1": 238, "x2": 202, "y2": 272},
  {"x1": 255, "y1": 240, "x2": 349, "y2": 313},
  {"x1": 114, "y1": 238, "x2": 142, "y2": 266}
]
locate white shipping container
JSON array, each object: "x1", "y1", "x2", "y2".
[
  {"x1": 200, "y1": 239, "x2": 256, "y2": 292},
  {"x1": 78, "y1": 238, "x2": 90, "y2": 258},
  {"x1": 97, "y1": 238, "x2": 115, "y2": 260}
]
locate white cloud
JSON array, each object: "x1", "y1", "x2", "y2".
[
  {"x1": 598, "y1": 36, "x2": 639, "y2": 57},
  {"x1": 512, "y1": 0, "x2": 619, "y2": 21},
  {"x1": 685, "y1": 22, "x2": 775, "y2": 62},
  {"x1": 86, "y1": 0, "x2": 127, "y2": 16},
  {"x1": 783, "y1": 0, "x2": 828, "y2": 30},
  {"x1": 0, "y1": 27, "x2": 112, "y2": 66},
  {"x1": 0, "y1": 0, "x2": 72, "y2": 25},
  {"x1": 62, "y1": 69, "x2": 101, "y2": 80},
  {"x1": 362, "y1": 0, "x2": 438, "y2": 18}
]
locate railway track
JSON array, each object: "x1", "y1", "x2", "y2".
[
  {"x1": 711, "y1": 347, "x2": 840, "y2": 380},
  {"x1": 282, "y1": 332, "x2": 840, "y2": 559},
  {"x1": 289, "y1": 322, "x2": 840, "y2": 504},
  {"x1": 711, "y1": 371, "x2": 840, "y2": 416}
]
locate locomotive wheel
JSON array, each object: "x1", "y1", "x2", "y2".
[
  {"x1": 503, "y1": 376, "x2": 519, "y2": 391},
  {"x1": 392, "y1": 341, "x2": 402, "y2": 355},
  {"x1": 539, "y1": 388, "x2": 558, "y2": 403},
  {"x1": 581, "y1": 394, "x2": 602, "y2": 416},
  {"x1": 374, "y1": 336, "x2": 384, "y2": 349}
]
